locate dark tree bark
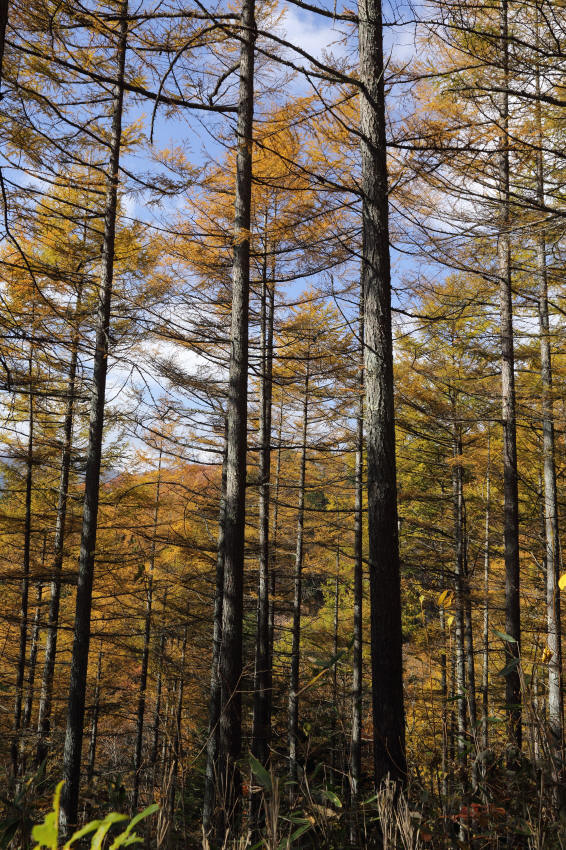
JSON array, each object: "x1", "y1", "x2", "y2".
[
  {"x1": 36, "y1": 280, "x2": 84, "y2": 768},
  {"x1": 132, "y1": 449, "x2": 162, "y2": 812},
  {"x1": 288, "y1": 358, "x2": 310, "y2": 788},
  {"x1": 358, "y1": 0, "x2": 406, "y2": 787},
  {"x1": 216, "y1": 0, "x2": 255, "y2": 834},
  {"x1": 60, "y1": 3, "x2": 128, "y2": 830},
  {"x1": 498, "y1": 0, "x2": 521, "y2": 751}
]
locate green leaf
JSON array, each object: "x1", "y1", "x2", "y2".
[
  {"x1": 493, "y1": 629, "x2": 517, "y2": 643},
  {"x1": 249, "y1": 754, "x2": 272, "y2": 793},
  {"x1": 320, "y1": 789, "x2": 342, "y2": 808},
  {"x1": 63, "y1": 820, "x2": 102, "y2": 848},
  {"x1": 109, "y1": 804, "x2": 159, "y2": 849},
  {"x1": 289, "y1": 823, "x2": 312, "y2": 843},
  {"x1": 32, "y1": 781, "x2": 64, "y2": 850}
]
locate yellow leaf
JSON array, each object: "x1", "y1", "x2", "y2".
[
  {"x1": 446, "y1": 615, "x2": 454, "y2": 628},
  {"x1": 558, "y1": 573, "x2": 566, "y2": 591}
]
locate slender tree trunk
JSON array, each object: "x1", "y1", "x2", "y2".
[
  {"x1": 217, "y1": 0, "x2": 255, "y2": 834},
  {"x1": 482, "y1": 434, "x2": 490, "y2": 752},
  {"x1": 151, "y1": 629, "x2": 166, "y2": 786},
  {"x1": 498, "y1": 0, "x2": 521, "y2": 751},
  {"x1": 132, "y1": 450, "x2": 162, "y2": 813},
  {"x1": 12, "y1": 346, "x2": 35, "y2": 778},
  {"x1": 169, "y1": 628, "x2": 187, "y2": 823},
  {"x1": 288, "y1": 360, "x2": 310, "y2": 789},
  {"x1": 358, "y1": 0, "x2": 406, "y2": 786},
  {"x1": 268, "y1": 395, "x2": 283, "y2": 671},
  {"x1": 331, "y1": 554, "x2": 339, "y2": 775},
  {"x1": 452, "y1": 424, "x2": 467, "y2": 768},
  {"x1": 439, "y1": 602, "x2": 448, "y2": 798},
  {"x1": 534, "y1": 57, "x2": 563, "y2": 762},
  {"x1": 86, "y1": 649, "x2": 102, "y2": 786},
  {"x1": 23, "y1": 578, "x2": 44, "y2": 731},
  {"x1": 60, "y1": 5, "x2": 128, "y2": 829},
  {"x1": 203, "y1": 443, "x2": 226, "y2": 837},
  {"x1": 36, "y1": 280, "x2": 84, "y2": 767},
  {"x1": 0, "y1": 0, "x2": 8, "y2": 92},
  {"x1": 463, "y1": 526, "x2": 477, "y2": 734},
  {"x1": 351, "y1": 291, "x2": 364, "y2": 803},
  {"x1": 252, "y1": 240, "x2": 274, "y2": 771}
]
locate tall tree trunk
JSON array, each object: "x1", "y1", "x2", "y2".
[
  {"x1": 132, "y1": 449, "x2": 162, "y2": 813},
  {"x1": 168, "y1": 628, "x2": 187, "y2": 823},
  {"x1": 482, "y1": 433, "x2": 490, "y2": 752},
  {"x1": 452, "y1": 423, "x2": 467, "y2": 769},
  {"x1": 203, "y1": 442, "x2": 226, "y2": 837},
  {"x1": 534, "y1": 55, "x2": 563, "y2": 761},
  {"x1": 358, "y1": 0, "x2": 406, "y2": 787},
  {"x1": 0, "y1": 0, "x2": 8, "y2": 91},
  {"x1": 462, "y1": 519, "x2": 477, "y2": 735},
  {"x1": 12, "y1": 345, "x2": 35, "y2": 778},
  {"x1": 151, "y1": 628, "x2": 166, "y2": 788},
  {"x1": 216, "y1": 0, "x2": 255, "y2": 835},
  {"x1": 268, "y1": 395, "x2": 283, "y2": 671},
  {"x1": 60, "y1": 4, "x2": 128, "y2": 829},
  {"x1": 351, "y1": 290, "x2": 364, "y2": 802},
  {"x1": 252, "y1": 240, "x2": 274, "y2": 771},
  {"x1": 439, "y1": 600, "x2": 448, "y2": 798},
  {"x1": 498, "y1": 0, "x2": 521, "y2": 751},
  {"x1": 288, "y1": 360, "x2": 310, "y2": 789},
  {"x1": 36, "y1": 279, "x2": 84, "y2": 767},
  {"x1": 331, "y1": 553, "x2": 339, "y2": 775}
]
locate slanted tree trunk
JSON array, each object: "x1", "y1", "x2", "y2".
[
  {"x1": 498, "y1": 0, "x2": 521, "y2": 750},
  {"x1": 12, "y1": 345, "x2": 35, "y2": 778},
  {"x1": 288, "y1": 358, "x2": 310, "y2": 789},
  {"x1": 534, "y1": 53, "x2": 563, "y2": 761},
  {"x1": 132, "y1": 449, "x2": 162, "y2": 813},
  {"x1": 217, "y1": 0, "x2": 255, "y2": 835},
  {"x1": 358, "y1": 0, "x2": 406, "y2": 787},
  {"x1": 351, "y1": 292, "x2": 364, "y2": 804},
  {"x1": 252, "y1": 240, "x2": 274, "y2": 772},
  {"x1": 36, "y1": 279, "x2": 84, "y2": 767},
  {"x1": 60, "y1": 4, "x2": 128, "y2": 829}
]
